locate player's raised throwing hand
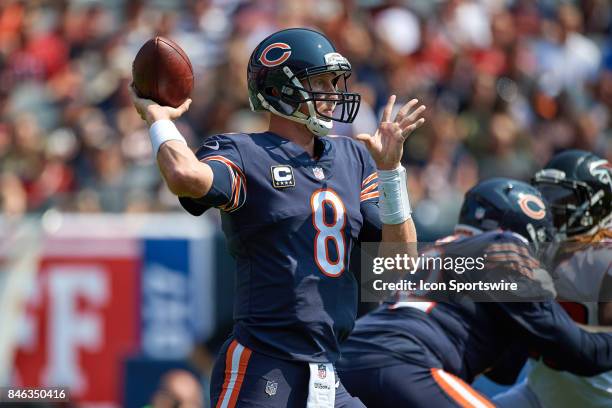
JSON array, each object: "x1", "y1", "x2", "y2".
[
  {"x1": 356, "y1": 95, "x2": 425, "y2": 170},
  {"x1": 129, "y1": 84, "x2": 192, "y2": 127}
]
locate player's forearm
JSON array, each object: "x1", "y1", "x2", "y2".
[
  {"x1": 569, "y1": 330, "x2": 612, "y2": 375},
  {"x1": 377, "y1": 165, "x2": 417, "y2": 258},
  {"x1": 382, "y1": 219, "x2": 416, "y2": 244},
  {"x1": 535, "y1": 330, "x2": 612, "y2": 376},
  {"x1": 144, "y1": 117, "x2": 213, "y2": 198},
  {"x1": 380, "y1": 219, "x2": 418, "y2": 271},
  {"x1": 157, "y1": 140, "x2": 214, "y2": 198},
  {"x1": 530, "y1": 303, "x2": 612, "y2": 376}
]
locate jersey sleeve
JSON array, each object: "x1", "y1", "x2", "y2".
[
  {"x1": 360, "y1": 159, "x2": 379, "y2": 205},
  {"x1": 359, "y1": 200, "x2": 383, "y2": 243},
  {"x1": 358, "y1": 144, "x2": 382, "y2": 243},
  {"x1": 498, "y1": 300, "x2": 612, "y2": 376},
  {"x1": 178, "y1": 135, "x2": 247, "y2": 216}
]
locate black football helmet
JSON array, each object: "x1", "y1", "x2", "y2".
[
  {"x1": 532, "y1": 150, "x2": 612, "y2": 238},
  {"x1": 458, "y1": 178, "x2": 554, "y2": 247},
  {"x1": 247, "y1": 28, "x2": 360, "y2": 137}
]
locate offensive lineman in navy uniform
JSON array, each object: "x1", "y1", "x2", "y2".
[
  {"x1": 494, "y1": 150, "x2": 612, "y2": 408},
  {"x1": 130, "y1": 28, "x2": 426, "y2": 407},
  {"x1": 337, "y1": 178, "x2": 612, "y2": 408}
]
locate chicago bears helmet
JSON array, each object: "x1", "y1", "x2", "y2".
[
  {"x1": 247, "y1": 28, "x2": 360, "y2": 137},
  {"x1": 458, "y1": 178, "x2": 554, "y2": 246},
  {"x1": 532, "y1": 150, "x2": 612, "y2": 238}
]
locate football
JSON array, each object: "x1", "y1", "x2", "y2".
[{"x1": 132, "y1": 36, "x2": 194, "y2": 108}]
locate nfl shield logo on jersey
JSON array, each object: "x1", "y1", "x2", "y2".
[
  {"x1": 265, "y1": 380, "x2": 278, "y2": 396},
  {"x1": 312, "y1": 167, "x2": 325, "y2": 180},
  {"x1": 318, "y1": 363, "x2": 327, "y2": 379}
]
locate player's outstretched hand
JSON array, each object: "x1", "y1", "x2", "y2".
[
  {"x1": 129, "y1": 84, "x2": 192, "y2": 127},
  {"x1": 355, "y1": 95, "x2": 425, "y2": 170}
]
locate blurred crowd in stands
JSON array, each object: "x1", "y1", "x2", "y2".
[{"x1": 0, "y1": 0, "x2": 610, "y2": 238}]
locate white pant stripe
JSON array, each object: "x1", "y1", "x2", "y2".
[{"x1": 219, "y1": 343, "x2": 245, "y2": 408}]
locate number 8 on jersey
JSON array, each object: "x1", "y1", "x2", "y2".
[{"x1": 311, "y1": 189, "x2": 347, "y2": 277}]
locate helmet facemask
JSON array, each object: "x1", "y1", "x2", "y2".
[
  {"x1": 284, "y1": 66, "x2": 360, "y2": 122},
  {"x1": 253, "y1": 62, "x2": 360, "y2": 136},
  {"x1": 533, "y1": 169, "x2": 608, "y2": 238}
]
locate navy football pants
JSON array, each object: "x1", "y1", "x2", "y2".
[
  {"x1": 211, "y1": 337, "x2": 366, "y2": 408},
  {"x1": 339, "y1": 363, "x2": 495, "y2": 408}
]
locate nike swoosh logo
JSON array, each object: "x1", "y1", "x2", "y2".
[
  {"x1": 203, "y1": 141, "x2": 219, "y2": 150},
  {"x1": 335, "y1": 381, "x2": 340, "y2": 388}
]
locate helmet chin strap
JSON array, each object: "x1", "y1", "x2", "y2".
[
  {"x1": 305, "y1": 115, "x2": 333, "y2": 137},
  {"x1": 257, "y1": 94, "x2": 332, "y2": 136},
  {"x1": 256, "y1": 67, "x2": 335, "y2": 137}
]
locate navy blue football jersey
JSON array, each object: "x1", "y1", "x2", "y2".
[
  {"x1": 180, "y1": 131, "x2": 381, "y2": 363},
  {"x1": 338, "y1": 231, "x2": 612, "y2": 381}
]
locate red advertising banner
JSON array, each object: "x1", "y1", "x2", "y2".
[{"x1": 14, "y1": 238, "x2": 140, "y2": 407}]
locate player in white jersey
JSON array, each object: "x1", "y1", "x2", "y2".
[{"x1": 494, "y1": 149, "x2": 612, "y2": 408}]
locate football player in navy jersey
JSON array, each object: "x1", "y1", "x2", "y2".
[
  {"x1": 337, "y1": 178, "x2": 612, "y2": 408},
  {"x1": 493, "y1": 150, "x2": 612, "y2": 408},
  {"x1": 130, "y1": 28, "x2": 425, "y2": 407}
]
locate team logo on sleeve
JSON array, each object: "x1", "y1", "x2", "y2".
[
  {"x1": 259, "y1": 42, "x2": 292, "y2": 67},
  {"x1": 271, "y1": 165, "x2": 295, "y2": 188},
  {"x1": 517, "y1": 193, "x2": 546, "y2": 220}
]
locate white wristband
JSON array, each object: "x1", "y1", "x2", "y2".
[
  {"x1": 149, "y1": 119, "x2": 187, "y2": 157},
  {"x1": 378, "y1": 165, "x2": 412, "y2": 224}
]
